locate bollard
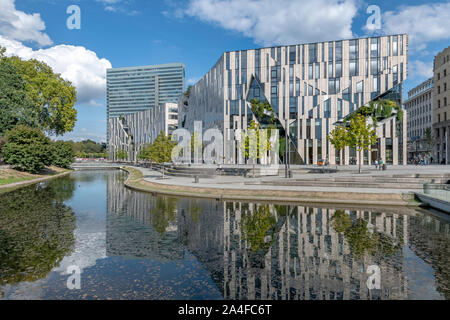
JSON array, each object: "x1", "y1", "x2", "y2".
[
  {"x1": 289, "y1": 170, "x2": 293, "y2": 178},
  {"x1": 194, "y1": 175, "x2": 199, "y2": 183}
]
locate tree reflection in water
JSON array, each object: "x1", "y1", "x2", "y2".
[
  {"x1": 150, "y1": 196, "x2": 178, "y2": 235},
  {"x1": 331, "y1": 210, "x2": 402, "y2": 259},
  {"x1": 0, "y1": 177, "x2": 76, "y2": 286}
]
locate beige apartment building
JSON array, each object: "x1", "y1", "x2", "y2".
[
  {"x1": 433, "y1": 46, "x2": 450, "y2": 164},
  {"x1": 404, "y1": 78, "x2": 433, "y2": 161}
]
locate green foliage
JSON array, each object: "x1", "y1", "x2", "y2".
[
  {"x1": 147, "y1": 131, "x2": 177, "y2": 164},
  {"x1": 4, "y1": 53, "x2": 77, "y2": 135},
  {"x1": 328, "y1": 125, "x2": 349, "y2": 156},
  {"x1": 0, "y1": 179, "x2": 76, "y2": 285},
  {"x1": 347, "y1": 114, "x2": 378, "y2": 154},
  {"x1": 1, "y1": 126, "x2": 52, "y2": 173},
  {"x1": 51, "y1": 141, "x2": 75, "y2": 168},
  {"x1": 240, "y1": 120, "x2": 271, "y2": 161},
  {"x1": 250, "y1": 99, "x2": 276, "y2": 125},
  {"x1": 0, "y1": 59, "x2": 39, "y2": 136},
  {"x1": 184, "y1": 85, "x2": 192, "y2": 98},
  {"x1": 424, "y1": 127, "x2": 434, "y2": 151},
  {"x1": 116, "y1": 149, "x2": 128, "y2": 161}
]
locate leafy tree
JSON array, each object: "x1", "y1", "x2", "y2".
[
  {"x1": 424, "y1": 127, "x2": 434, "y2": 157},
  {"x1": 116, "y1": 149, "x2": 128, "y2": 161},
  {"x1": 240, "y1": 120, "x2": 272, "y2": 177},
  {"x1": 5, "y1": 53, "x2": 77, "y2": 135},
  {"x1": 147, "y1": 131, "x2": 177, "y2": 178},
  {"x1": 0, "y1": 59, "x2": 39, "y2": 136},
  {"x1": 347, "y1": 114, "x2": 378, "y2": 174},
  {"x1": 328, "y1": 125, "x2": 349, "y2": 165},
  {"x1": 1, "y1": 125, "x2": 52, "y2": 173},
  {"x1": 51, "y1": 140, "x2": 75, "y2": 168}
]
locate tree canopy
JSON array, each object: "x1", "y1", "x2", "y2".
[
  {"x1": 0, "y1": 59, "x2": 38, "y2": 136},
  {"x1": 0, "y1": 46, "x2": 77, "y2": 136}
]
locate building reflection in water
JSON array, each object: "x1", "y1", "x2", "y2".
[
  {"x1": 106, "y1": 171, "x2": 450, "y2": 300},
  {"x1": 106, "y1": 170, "x2": 184, "y2": 261}
]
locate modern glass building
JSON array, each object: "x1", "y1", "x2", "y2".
[
  {"x1": 179, "y1": 34, "x2": 408, "y2": 165},
  {"x1": 107, "y1": 63, "x2": 185, "y2": 145}
]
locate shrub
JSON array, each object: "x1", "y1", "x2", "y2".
[
  {"x1": 51, "y1": 141, "x2": 75, "y2": 168},
  {"x1": 2, "y1": 125, "x2": 52, "y2": 173}
]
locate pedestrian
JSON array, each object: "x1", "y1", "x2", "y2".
[
  {"x1": 379, "y1": 159, "x2": 383, "y2": 170},
  {"x1": 374, "y1": 159, "x2": 378, "y2": 170},
  {"x1": 431, "y1": 156, "x2": 433, "y2": 164}
]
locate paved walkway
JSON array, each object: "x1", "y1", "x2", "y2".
[{"x1": 135, "y1": 165, "x2": 450, "y2": 195}]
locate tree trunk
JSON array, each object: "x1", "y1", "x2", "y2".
[
  {"x1": 162, "y1": 163, "x2": 165, "y2": 179},
  {"x1": 359, "y1": 149, "x2": 362, "y2": 174}
]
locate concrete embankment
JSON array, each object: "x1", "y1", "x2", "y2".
[{"x1": 121, "y1": 166, "x2": 419, "y2": 207}]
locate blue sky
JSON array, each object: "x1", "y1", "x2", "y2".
[{"x1": 1, "y1": 0, "x2": 449, "y2": 142}]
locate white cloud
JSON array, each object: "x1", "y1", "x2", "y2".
[
  {"x1": 178, "y1": 0, "x2": 357, "y2": 46},
  {"x1": 383, "y1": 3, "x2": 450, "y2": 51},
  {"x1": 0, "y1": 36, "x2": 112, "y2": 105},
  {"x1": 0, "y1": 0, "x2": 52, "y2": 46},
  {"x1": 187, "y1": 77, "x2": 200, "y2": 85},
  {"x1": 408, "y1": 60, "x2": 433, "y2": 80}
]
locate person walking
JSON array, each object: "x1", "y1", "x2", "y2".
[
  {"x1": 374, "y1": 159, "x2": 378, "y2": 170},
  {"x1": 379, "y1": 159, "x2": 383, "y2": 170}
]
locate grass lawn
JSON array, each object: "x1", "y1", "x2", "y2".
[{"x1": 0, "y1": 166, "x2": 70, "y2": 186}]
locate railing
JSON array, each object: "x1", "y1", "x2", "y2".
[{"x1": 423, "y1": 183, "x2": 450, "y2": 202}]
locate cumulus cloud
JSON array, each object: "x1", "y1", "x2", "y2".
[
  {"x1": 0, "y1": 0, "x2": 52, "y2": 46},
  {"x1": 408, "y1": 60, "x2": 433, "y2": 80},
  {"x1": 177, "y1": 0, "x2": 357, "y2": 46},
  {"x1": 382, "y1": 2, "x2": 450, "y2": 51},
  {"x1": 0, "y1": 36, "x2": 112, "y2": 105}
]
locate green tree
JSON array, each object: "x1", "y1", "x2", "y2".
[
  {"x1": 51, "y1": 140, "x2": 75, "y2": 168},
  {"x1": 0, "y1": 59, "x2": 39, "y2": 136},
  {"x1": 148, "y1": 131, "x2": 177, "y2": 178},
  {"x1": 5, "y1": 53, "x2": 77, "y2": 135},
  {"x1": 240, "y1": 120, "x2": 272, "y2": 177},
  {"x1": 347, "y1": 114, "x2": 378, "y2": 174},
  {"x1": 424, "y1": 127, "x2": 434, "y2": 158},
  {"x1": 116, "y1": 149, "x2": 128, "y2": 161},
  {"x1": 328, "y1": 125, "x2": 349, "y2": 165},
  {"x1": 1, "y1": 125, "x2": 52, "y2": 173}
]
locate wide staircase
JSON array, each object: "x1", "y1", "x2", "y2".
[
  {"x1": 137, "y1": 163, "x2": 252, "y2": 178},
  {"x1": 251, "y1": 173, "x2": 450, "y2": 190}
]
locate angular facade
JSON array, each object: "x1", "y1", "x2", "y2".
[
  {"x1": 107, "y1": 63, "x2": 185, "y2": 145},
  {"x1": 433, "y1": 46, "x2": 450, "y2": 164},
  {"x1": 108, "y1": 102, "x2": 178, "y2": 161},
  {"x1": 179, "y1": 35, "x2": 408, "y2": 165},
  {"x1": 404, "y1": 78, "x2": 433, "y2": 160}
]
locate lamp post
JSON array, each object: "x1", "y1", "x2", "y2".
[{"x1": 285, "y1": 118, "x2": 288, "y2": 178}]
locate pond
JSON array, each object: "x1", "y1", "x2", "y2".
[{"x1": 0, "y1": 170, "x2": 449, "y2": 300}]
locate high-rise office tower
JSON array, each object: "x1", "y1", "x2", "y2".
[{"x1": 106, "y1": 63, "x2": 185, "y2": 145}]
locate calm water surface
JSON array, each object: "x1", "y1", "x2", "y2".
[{"x1": 0, "y1": 170, "x2": 449, "y2": 300}]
